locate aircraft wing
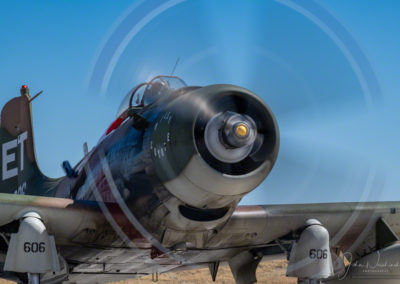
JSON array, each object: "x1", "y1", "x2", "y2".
[
  {"x1": 213, "y1": 202, "x2": 399, "y2": 254},
  {"x1": 0, "y1": 194, "x2": 398, "y2": 283},
  {"x1": 0, "y1": 193, "x2": 107, "y2": 245},
  {"x1": 161, "y1": 201, "x2": 399, "y2": 283}
]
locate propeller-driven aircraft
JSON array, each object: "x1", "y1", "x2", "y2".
[{"x1": 0, "y1": 76, "x2": 399, "y2": 284}]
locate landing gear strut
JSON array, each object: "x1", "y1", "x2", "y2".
[
  {"x1": 28, "y1": 273, "x2": 40, "y2": 284},
  {"x1": 286, "y1": 219, "x2": 334, "y2": 284},
  {"x1": 4, "y1": 212, "x2": 60, "y2": 283}
]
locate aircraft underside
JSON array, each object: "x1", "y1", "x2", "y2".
[{"x1": 0, "y1": 197, "x2": 399, "y2": 284}]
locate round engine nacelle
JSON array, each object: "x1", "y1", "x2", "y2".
[{"x1": 151, "y1": 84, "x2": 279, "y2": 209}]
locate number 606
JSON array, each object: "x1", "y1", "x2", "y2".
[
  {"x1": 23, "y1": 242, "x2": 45, "y2": 253},
  {"x1": 309, "y1": 249, "x2": 328, "y2": 259}
]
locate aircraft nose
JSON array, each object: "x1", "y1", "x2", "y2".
[
  {"x1": 151, "y1": 84, "x2": 279, "y2": 209},
  {"x1": 222, "y1": 112, "x2": 257, "y2": 148},
  {"x1": 204, "y1": 111, "x2": 258, "y2": 163}
]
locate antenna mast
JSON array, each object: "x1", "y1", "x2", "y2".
[{"x1": 170, "y1": 58, "x2": 180, "y2": 76}]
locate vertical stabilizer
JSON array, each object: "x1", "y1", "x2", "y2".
[{"x1": 0, "y1": 86, "x2": 59, "y2": 196}]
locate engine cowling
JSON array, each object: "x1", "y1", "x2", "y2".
[{"x1": 151, "y1": 84, "x2": 279, "y2": 209}]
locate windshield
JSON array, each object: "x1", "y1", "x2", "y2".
[{"x1": 116, "y1": 75, "x2": 187, "y2": 117}]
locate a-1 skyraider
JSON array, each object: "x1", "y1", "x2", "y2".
[{"x1": 0, "y1": 76, "x2": 399, "y2": 284}]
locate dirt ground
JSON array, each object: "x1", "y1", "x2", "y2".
[
  {"x1": 112, "y1": 260, "x2": 297, "y2": 284},
  {"x1": 0, "y1": 259, "x2": 297, "y2": 284}
]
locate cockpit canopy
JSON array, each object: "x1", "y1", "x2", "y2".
[{"x1": 117, "y1": 75, "x2": 187, "y2": 117}]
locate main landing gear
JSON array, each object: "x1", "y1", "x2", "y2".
[{"x1": 4, "y1": 212, "x2": 60, "y2": 284}]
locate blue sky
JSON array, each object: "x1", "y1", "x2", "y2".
[{"x1": 0, "y1": 0, "x2": 399, "y2": 204}]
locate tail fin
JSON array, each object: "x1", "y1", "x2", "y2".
[{"x1": 0, "y1": 86, "x2": 59, "y2": 196}]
